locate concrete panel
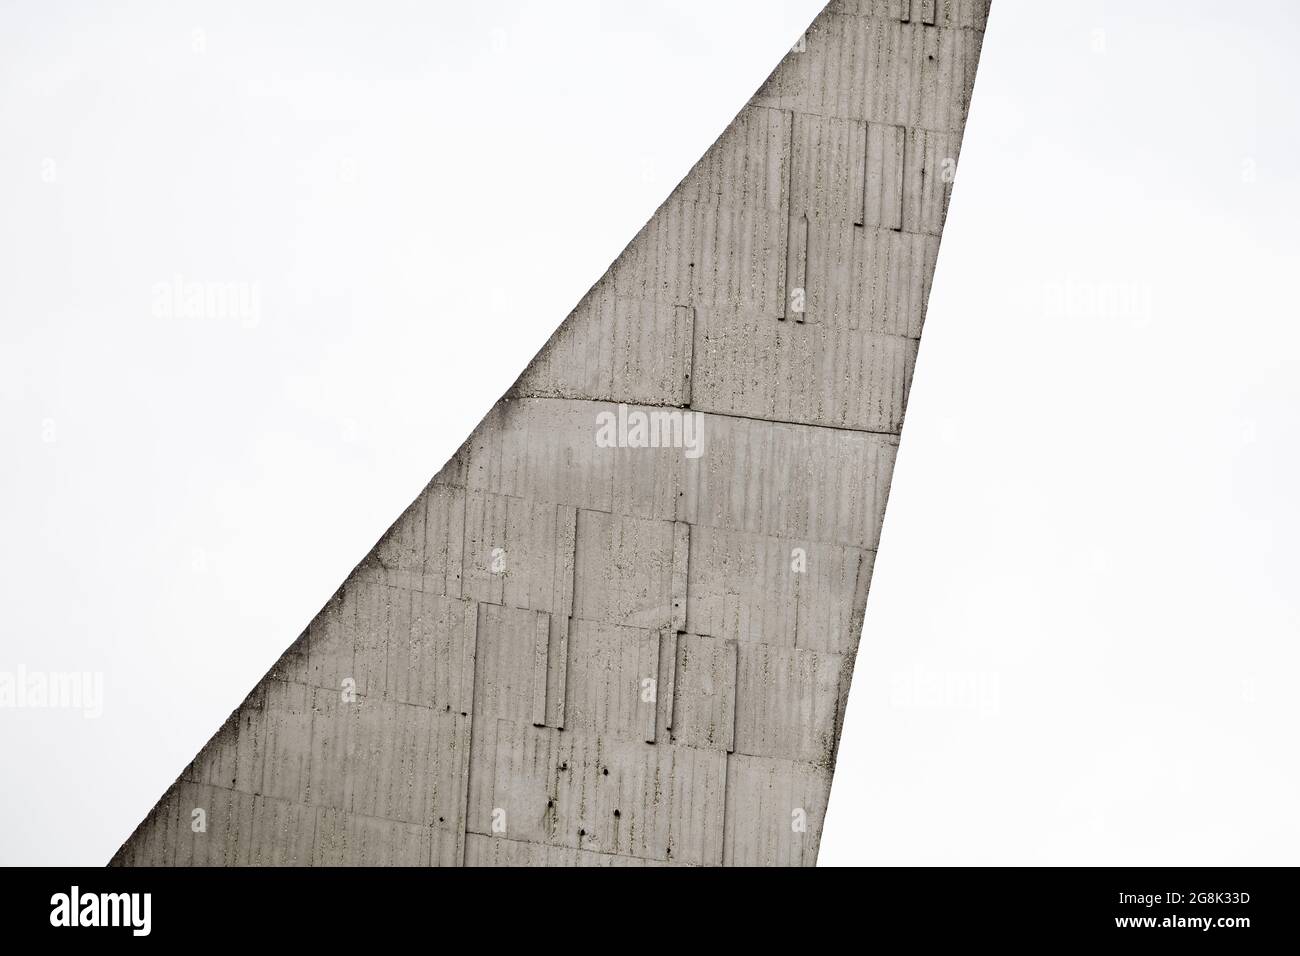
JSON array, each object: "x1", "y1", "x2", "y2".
[
  {"x1": 862, "y1": 121, "x2": 905, "y2": 230},
  {"x1": 367, "y1": 482, "x2": 466, "y2": 596},
  {"x1": 307, "y1": 688, "x2": 464, "y2": 829},
  {"x1": 794, "y1": 543, "x2": 874, "y2": 655},
  {"x1": 723, "y1": 754, "x2": 831, "y2": 866},
  {"x1": 268, "y1": 629, "x2": 310, "y2": 685},
  {"x1": 545, "y1": 504, "x2": 576, "y2": 728},
  {"x1": 313, "y1": 810, "x2": 456, "y2": 866},
  {"x1": 375, "y1": 494, "x2": 427, "y2": 583},
  {"x1": 792, "y1": 111, "x2": 867, "y2": 226},
  {"x1": 488, "y1": 720, "x2": 727, "y2": 866},
  {"x1": 848, "y1": 225, "x2": 940, "y2": 336},
  {"x1": 469, "y1": 397, "x2": 898, "y2": 541},
  {"x1": 183, "y1": 680, "x2": 313, "y2": 804},
  {"x1": 462, "y1": 491, "x2": 560, "y2": 611},
  {"x1": 609, "y1": 196, "x2": 789, "y2": 317},
  {"x1": 572, "y1": 509, "x2": 676, "y2": 629},
  {"x1": 679, "y1": 413, "x2": 898, "y2": 548},
  {"x1": 655, "y1": 629, "x2": 679, "y2": 743},
  {"x1": 470, "y1": 602, "x2": 544, "y2": 726},
  {"x1": 422, "y1": 481, "x2": 467, "y2": 597},
  {"x1": 831, "y1": 0, "x2": 990, "y2": 31},
  {"x1": 183, "y1": 710, "x2": 242, "y2": 793},
  {"x1": 902, "y1": 126, "x2": 961, "y2": 235},
  {"x1": 387, "y1": 591, "x2": 476, "y2": 711},
  {"x1": 691, "y1": 304, "x2": 918, "y2": 431},
  {"x1": 670, "y1": 520, "x2": 689, "y2": 633},
  {"x1": 466, "y1": 602, "x2": 545, "y2": 832},
  {"x1": 562, "y1": 619, "x2": 658, "y2": 743},
  {"x1": 465, "y1": 400, "x2": 617, "y2": 514},
  {"x1": 259, "y1": 679, "x2": 314, "y2": 804},
  {"x1": 733, "y1": 643, "x2": 845, "y2": 763},
  {"x1": 510, "y1": 288, "x2": 693, "y2": 407},
  {"x1": 246, "y1": 794, "x2": 317, "y2": 866},
  {"x1": 170, "y1": 783, "x2": 255, "y2": 867},
  {"x1": 669, "y1": 632, "x2": 738, "y2": 752},
  {"x1": 112, "y1": 0, "x2": 989, "y2": 868},
  {"x1": 120, "y1": 789, "x2": 178, "y2": 866},
  {"x1": 826, "y1": 0, "x2": 907, "y2": 19},
  {"x1": 672, "y1": 105, "x2": 790, "y2": 213},
  {"x1": 305, "y1": 588, "x2": 358, "y2": 697},
  {"x1": 350, "y1": 576, "x2": 393, "y2": 700},
  {"x1": 464, "y1": 833, "x2": 678, "y2": 867},
  {"x1": 686, "y1": 524, "x2": 798, "y2": 645},
  {"x1": 685, "y1": 524, "x2": 870, "y2": 653},
  {"x1": 169, "y1": 785, "x2": 333, "y2": 867},
  {"x1": 755, "y1": 13, "x2": 984, "y2": 132},
  {"x1": 804, "y1": 219, "x2": 940, "y2": 335},
  {"x1": 166, "y1": 784, "x2": 326, "y2": 867}
]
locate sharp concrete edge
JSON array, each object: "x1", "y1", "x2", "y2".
[{"x1": 111, "y1": 0, "x2": 990, "y2": 868}]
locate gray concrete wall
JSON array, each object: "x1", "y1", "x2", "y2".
[{"x1": 112, "y1": 0, "x2": 989, "y2": 867}]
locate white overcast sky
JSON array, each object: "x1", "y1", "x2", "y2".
[
  {"x1": 3, "y1": 0, "x2": 1298, "y2": 866},
  {"x1": 823, "y1": 0, "x2": 1300, "y2": 865}
]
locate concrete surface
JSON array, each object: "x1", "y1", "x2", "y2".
[{"x1": 112, "y1": 0, "x2": 989, "y2": 867}]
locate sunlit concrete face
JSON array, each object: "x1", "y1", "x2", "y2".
[{"x1": 112, "y1": 0, "x2": 989, "y2": 866}]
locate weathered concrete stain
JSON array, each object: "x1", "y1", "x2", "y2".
[{"x1": 112, "y1": 0, "x2": 990, "y2": 867}]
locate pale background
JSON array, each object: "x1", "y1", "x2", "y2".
[
  {"x1": 0, "y1": 0, "x2": 825, "y2": 866},
  {"x1": 3, "y1": 0, "x2": 1297, "y2": 866},
  {"x1": 822, "y1": 0, "x2": 1300, "y2": 865}
]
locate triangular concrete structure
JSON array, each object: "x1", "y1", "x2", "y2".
[{"x1": 114, "y1": 0, "x2": 990, "y2": 867}]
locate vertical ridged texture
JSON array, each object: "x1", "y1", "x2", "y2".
[{"x1": 112, "y1": 0, "x2": 989, "y2": 867}]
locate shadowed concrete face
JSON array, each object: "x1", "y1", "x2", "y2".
[{"x1": 112, "y1": 0, "x2": 989, "y2": 867}]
